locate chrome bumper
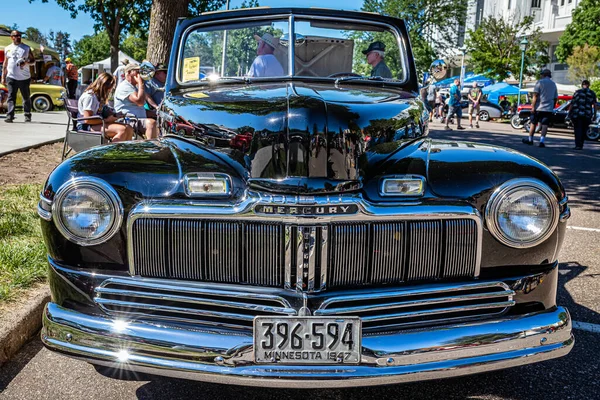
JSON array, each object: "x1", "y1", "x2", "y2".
[{"x1": 41, "y1": 302, "x2": 573, "y2": 388}]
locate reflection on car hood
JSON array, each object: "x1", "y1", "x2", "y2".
[{"x1": 161, "y1": 81, "x2": 425, "y2": 193}]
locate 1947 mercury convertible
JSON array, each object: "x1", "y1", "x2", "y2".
[{"x1": 38, "y1": 8, "x2": 573, "y2": 387}]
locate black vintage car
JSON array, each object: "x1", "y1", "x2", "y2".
[
  {"x1": 515, "y1": 101, "x2": 573, "y2": 133},
  {"x1": 39, "y1": 8, "x2": 573, "y2": 388}
]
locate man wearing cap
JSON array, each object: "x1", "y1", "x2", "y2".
[
  {"x1": 2, "y1": 30, "x2": 35, "y2": 123},
  {"x1": 144, "y1": 63, "x2": 167, "y2": 118},
  {"x1": 522, "y1": 69, "x2": 557, "y2": 148},
  {"x1": 247, "y1": 33, "x2": 284, "y2": 77},
  {"x1": 114, "y1": 63, "x2": 158, "y2": 139},
  {"x1": 65, "y1": 58, "x2": 79, "y2": 99},
  {"x1": 43, "y1": 60, "x2": 64, "y2": 86},
  {"x1": 363, "y1": 41, "x2": 392, "y2": 79}
]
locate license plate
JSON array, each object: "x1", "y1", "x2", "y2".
[{"x1": 254, "y1": 317, "x2": 361, "y2": 364}]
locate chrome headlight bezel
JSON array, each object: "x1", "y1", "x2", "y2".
[
  {"x1": 485, "y1": 178, "x2": 559, "y2": 249},
  {"x1": 51, "y1": 177, "x2": 124, "y2": 246}
]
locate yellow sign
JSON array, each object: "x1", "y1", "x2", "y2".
[
  {"x1": 186, "y1": 92, "x2": 209, "y2": 99},
  {"x1": 182, "y1": 57, "x2": 200, "y2": 82}
]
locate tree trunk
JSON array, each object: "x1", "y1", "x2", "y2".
[
  {"x1": 146, "y1": 0, "x2": 190, "y2": 65},
  {"x1": 110, "y1": 40, "x2": 119, "y2": 74}
]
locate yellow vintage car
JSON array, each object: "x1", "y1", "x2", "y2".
[{"x1": 0, "y1": 82, "x2": 67, "y2": 112}]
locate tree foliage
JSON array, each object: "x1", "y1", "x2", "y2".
[
  {"x1": 361, "y1": 0, "x2": 468, "y2": 75},
  {"x1": 555, "y1": 0, "x2": 600, "y2": 63},
  {"x1": 71, "y1": 31, "x2": 110, "y2": 67},
  {"x1": 24, "y1": 27, "x2": 48, "y2": 47},
  {"x1": 566, "y1": 44, "x2": 600, "y2": 82},
  {"x1": 465, "y1": 15, "x2": 548, "y2": 82}
]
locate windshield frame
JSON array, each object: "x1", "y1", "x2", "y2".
[{"x1": 175, "y1": 11, "x2": 410, "y2": 87}]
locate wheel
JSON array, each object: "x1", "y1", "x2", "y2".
[
  {"x1": 523, "y1": 121, "x2": 531, "y2": 132},
  {"x1": 586, "y1": 126, "x2": 600, "y2": 141},
  {"x1": 177, "y1": 129, "x2": 187, "y2": 136},
  {"x1": 32, "y1": 95, "x2": 53, "y2": 112},
  {"x1": 510, "y1": 115, "x2": 523, "y2": 129},
  {"x1": 478, "y1": 110, "x2": 490, "y2": 121}
]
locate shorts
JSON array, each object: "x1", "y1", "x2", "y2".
[
  {"x1": 447, "y1": 105, "x2": 462, "y2": 119},
  {"x1": 427, "y1": 100, "x2": 435, "y2": 110},
  {"x1": 76, "y1": 123, "x2": 102, "y2": 132},
  {"x1": 530, "y1": 111, "x2": 553, "y2": 126},
  {"x1": 468, "y1": 103, "x2": 480, "y2": 116}
]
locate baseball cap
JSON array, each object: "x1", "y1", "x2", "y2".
[
  {"x1": 362, "y1": 41, "x2": 386, "y2": 55},
  {"x1": 124, "y1": 63, "x2": 141, "y2": 73},
  {"x1": 541, "y1": 69, "x2": 552, "y2": 77},
  {"x1": 65, "y1": 57, "x2": 72, "y2": 62}
]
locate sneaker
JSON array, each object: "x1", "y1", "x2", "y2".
[
  {"x1": 457, "y1": 126, "x2": 466, "y2": 130},
  {"x1": 522, "y1": 138, "x2": 533, "y2": 145},
  {"x1": 4, "y1": 117, "x2": 13, "y2": 123},
  {"x1": 574, "y1": 146, "x2": 583, "y2": 150},
  {"x1": 475, "y1": 122, "x2": 480, "y2": 128},
  {"x1": 444, "y1": 126, "x2": 452, "y2": 130},
  {"x1": 24, "y1": 116, "x2": 32, "y2": 123},
  {"x1": 538, "y1": 142, "x2": 545, "y2": 148},
  {"x1": 469, "y1": 124, "x2": 473, "y2": 128}
]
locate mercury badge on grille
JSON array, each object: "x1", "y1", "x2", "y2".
[{"x1": 255, "y1": 204, "x2": 359, "y2": 215}]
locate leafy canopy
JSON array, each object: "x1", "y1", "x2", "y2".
[
  {"x1": 555, "y1": 0, "x2": 600, "y2": 62},
  {"x1": 566, "y1": 44, "x2": 600, "y2": 82},
  {"x1": 361, "y1": 0, "x2": 467, "y2": 75},
  {"x1": 465, "y1": 15, "x2": 548, "y2": 82}
]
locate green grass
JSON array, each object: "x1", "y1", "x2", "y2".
[{"x1": 0, "y1": 184, "x2": 47, "y2": 303}]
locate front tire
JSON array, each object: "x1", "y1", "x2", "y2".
[
  {"x1": 479, "y1": 110, "x2": 490, "y2": 121},
  {"x1": 510, "y1": 115, "x2": 523, "y2": 129},
  {"x1": 32, "y1": 95, "x2": 53, "y2": 112}
]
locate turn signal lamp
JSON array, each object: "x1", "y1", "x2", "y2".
[
  {"x1": 184, "y1": 173, "x2": 231, "y2": 197},
  {"x1": 380, "y1": 176, "x2": 425, "y2": 197}
]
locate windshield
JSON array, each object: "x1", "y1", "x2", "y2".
[{"x1": 179, "y1": 15, "x2": 405, "y2": 83}]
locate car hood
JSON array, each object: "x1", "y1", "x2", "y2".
[{"x1": 161, "y1": 81, "x2": 426, "y2": 193}]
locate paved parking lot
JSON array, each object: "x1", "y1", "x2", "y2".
[
  {"x1": 0, "y1": 120, "x2": 598, "y2": 399},
  {"x1": 0, "y1": 112, "x2": 66, "y2": 157}
]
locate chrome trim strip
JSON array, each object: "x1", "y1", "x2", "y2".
[
  {"x1": 314, "y1": 291, "x2": 515, "y2": 315},
  {"x1": 320, "y1": 226, "x2": 328, "y2": 291},
  {"x1": 307, "y1": 227, "x2": 317, "y2": 292},
  {"x1": 39, "y1": 193, "x2": 53, "y2": 205},
  {"x1": 295, "y1": 227, "x2": 304, "y2": 291},
  {"x1": 52, "y1": 177, "x2": 124, "y2": 247},
  {"x1": 37, "y1": 202, "x2": 52, "y2": 221},
  {"x1": 357, "y1": 302, "x2": 515, "y2": 322},
  {"x1": 284, "y1": 225, "x2": 293, "y2": 290},
  {"x1": 485, "y1": 178, "x2": 560, "y2": 249},
  {"x1": 42, "y1": 302, "x2": 573, "y2": 388},
  {"x1": 94, "y1": 287, "x2": 296, "y2": 315},
  {"x1": 559, "y1": 195, "x2": 568, "y2": 206},
  {"x1": 288, "y1": 15, "x2": 295, "y2": 76},
  {"x1": 560, "y1": 206, "x2": 571, "y2": 222}
]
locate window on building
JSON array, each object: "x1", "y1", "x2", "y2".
[
  {"x1": 531, "y1": 0, "x2": 541, "y2": 8},
  {"x1": 551, "y1": 45, "x2": 559, "y2": 63},
  {"x1": 508, "y1": 0, "x2": 512, "y2": 8},
  {"x1": 561, "y1": 0, "x2": 565, "y2": 6}
]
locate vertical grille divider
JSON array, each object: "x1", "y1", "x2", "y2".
[
  {"x1": 241, "y1": 222, "x2": 247, "y2": 284},
  {"x1": 166, "y1": 219, "x2": 173, "y2": 278},
  {"x1": 438, "y1": 220, "x2": 448, "y2": 279},
  {"x1": 366, "y1": 223, "x2": 374, "y2": 284},
  {"x1": 290, "y1": 226, "x2": 298, "y2": 290}
]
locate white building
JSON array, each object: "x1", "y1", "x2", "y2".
[{"x1": 452, "y1": 0, "x2": 581, "y2": 84}]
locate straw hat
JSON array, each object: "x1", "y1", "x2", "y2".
[{"x1": 254, "y1": 33, "x2": 279, "y2": 49}]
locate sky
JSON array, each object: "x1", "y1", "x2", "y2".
[{"x1": 2, "y1": 0, "x2": 365, "y2": 44}]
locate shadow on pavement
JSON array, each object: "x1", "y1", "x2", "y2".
[
  {"x1": 430, "y1": 125, "x2": 600, "y2": 213},
  {"x1": 0, "y1": 337, "x2": 44, "y2": 392}
]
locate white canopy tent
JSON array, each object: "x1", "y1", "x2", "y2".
[{"x1": 80, "y1": 51, "x2": 139, "y2": 83}]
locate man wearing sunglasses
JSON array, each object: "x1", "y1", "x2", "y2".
[{"x1": 1, "y1": 30, "x2": 35, "y2": 123}]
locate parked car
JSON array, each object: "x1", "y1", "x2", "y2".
[
  {"x1": 462, "y1": 99, "x2": 504, "y2": 121},
  {"x1": 39, "y1": 7, "x2": 573, "y2": 388},
  {"x1": 514, "y1": 101, "x2": 574, "y2": 133},
  {"x1": 0, "y1": 82, "x2": 66, "y2": 112},
  {"x1": 511, "y1": 95, "x2": 574, "y2": 129}
]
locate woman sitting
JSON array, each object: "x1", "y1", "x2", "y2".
[{"x1": 77, "y1": 73, "x2": 133, "y2": 142}]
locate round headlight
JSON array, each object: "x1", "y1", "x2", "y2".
[
  {"x1": 485, "y1": 179, "x2": 559, "y2": 248},
  {"x1": 52, "y1": 178, "x2": 123, "y2": 246}
]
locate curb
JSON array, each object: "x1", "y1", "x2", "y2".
[
  {"x1": 0, "y1": 138, "x2": 64, "y2": 158},
  {"x1": 0, "y1": 285, "x2": 51, "y2": 367}
]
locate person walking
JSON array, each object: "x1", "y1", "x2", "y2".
[
  {"x1": 568, "y1": 79, "x2": 597, "y2": 150},
  {"x1": 65, "y1": 58, "x2": 79, "y2": 99},
  {"x1": 522, "y1": 69, "x2": 557, "y2": 148},
  {"x1": 1, "y1": 30, "x2": 35, "y2": 123},
  {"x1": 445, "y1": 78, "x2": 465, "y2": 130},
  {"x1": 427, "y1": 82, "x2": 436, "y2": 122},
  {"x1": 467, "y1": 82, "x2": 481, "y2": 128}
]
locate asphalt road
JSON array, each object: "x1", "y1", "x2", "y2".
[{"x1": 1, "y1": 121, "x2": 599, "y2": 399}]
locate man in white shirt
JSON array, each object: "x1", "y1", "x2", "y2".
[
  {"x1": 113, "y1": 59, "x2": 129, "y2": 87},
  {"x1": 1, "y1": 30, "x2": 35, "y2": 123},
  {"x1": 43, "y1": 61, "x2": 64, "y2": 86},
  {"x1": 114, "y1": 63, "x2": 158, "y2": 139},
  {"x1": 247, "y1": 33, "x2": 284, "y2": 77}
]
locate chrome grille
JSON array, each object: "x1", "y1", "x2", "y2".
[
  {"x1": 94, "y1": 278, "x2": 295, "y2": 330},
  {"x1": 130, "y1": 217, "x2": 479, "y2": 290},
  {"x1": 315, "y1": 282, "x2": 515, "y2": 333}
]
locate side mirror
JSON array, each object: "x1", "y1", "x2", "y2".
[
  {"x1": 429, "y1": 59, "x2": 448, "y2": 81},
  {"x1": 280, "y1": 33, "x2": 306, "y2": 47}
]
